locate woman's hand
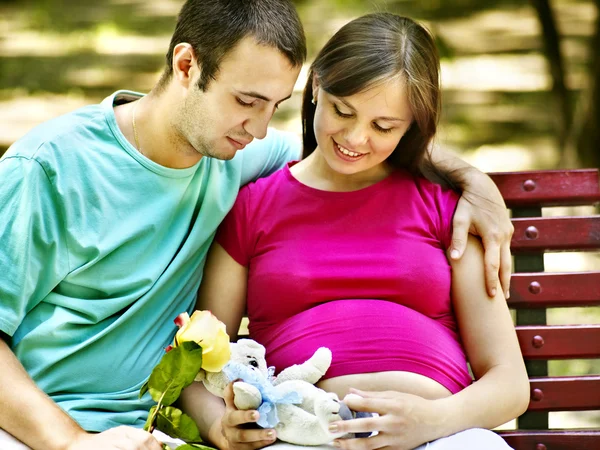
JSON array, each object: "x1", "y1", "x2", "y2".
[
  {"x1": 217, "y1": 382, "x2": 276, "y2": 450},
  {"x1": 450, "y1": 171, "x2": 514, "y2": 300},
  {"x1": 330, "y1": 389, "x2": 448, "y2": 450}
]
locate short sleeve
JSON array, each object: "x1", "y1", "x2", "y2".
[
  {"x1": 0, "y1": 156, "x2": 69, "y2": 336},
  {"x1": 238, "y1": 128, "x2": 301, "y2": 187},
  {"x1": 436, "y1": 185, "x2": 460, "y2": 251},
  {"x1": 215, "y1": 185, "x2": 255, "y2": 266}
]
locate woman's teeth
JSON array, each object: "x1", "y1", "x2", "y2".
[{"x1": 336, "y1": 143, "x2": 361, "y2": 157}]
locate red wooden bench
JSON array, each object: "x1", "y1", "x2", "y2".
[{"x1": 490, "y1": 169, "x2": 600, "y2": 450}]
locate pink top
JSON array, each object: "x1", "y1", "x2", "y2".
[{"x1": 216, "y1": 162, "x2": 472, "y2": 393}]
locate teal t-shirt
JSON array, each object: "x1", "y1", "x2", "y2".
[{"x1": 0, "y1": 90, "x2": 300, "y2": 431}]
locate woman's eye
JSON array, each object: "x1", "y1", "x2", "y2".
[
  {"x1": 374, "y1": 123, "x2": 393, "y2": 134},
  {"x1": 236, "y1": 97, "x2": 254, "y2": 108},
  {"x1": 333, "y1": 104, "x2": 352, "y2": 118}
]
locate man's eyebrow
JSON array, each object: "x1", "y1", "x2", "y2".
[
  {"x1": 238, "y1": 91, "x2": 292, "y2": 104},
  {"x1": 339, "y1": 98, "x2": 408, "y2": 122}
]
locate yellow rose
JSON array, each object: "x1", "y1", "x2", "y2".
[{"x1": 172, "y1": 311, "x2": 231, "y2": 372}]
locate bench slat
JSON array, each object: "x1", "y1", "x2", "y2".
[
  {"x1": 511, "y1": 217, "x2": 600, "y2": 252},
  {"x1": 499, "y1": 430, "x2": 600, "y2": 450},
  {"x1": 516, "y1": 325, "x2": 600, "y2": 359},
  {"x1": 489, "y1": 169, "x2": 600, "y2": 207},
  {"x1": 509, "y1": 272, "x2": 600, "y2": 307},
  {"x1": 526, "y1": 376, "x2": 600, "y2": 411}
]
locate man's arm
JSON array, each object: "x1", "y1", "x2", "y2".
[
  {"x1": 0, "y1": 158, "x2": 160, "y2": 450},
  {"x1": 0, "y1": 336, "x2": 161, "y2": 450},
  {"x1": 0, "y1": 334, "x2": 85, "y2": 450},
  {"x1": 423, "y1": 146, "x2": 514, "y2": 299}
]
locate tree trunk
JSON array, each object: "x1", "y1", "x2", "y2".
[
  {"x1": 574, "y1": 0, "x2": 600, "y2": 169},
  {"x1": 530, "y1": 0, "x2": 573, "y2": 163}
]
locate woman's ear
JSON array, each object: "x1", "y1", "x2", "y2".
[{"x1": 311, "y1": 74, "x2": 320, "y2": 103}]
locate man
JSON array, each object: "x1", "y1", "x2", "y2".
[{"x1": 0, "y1": 1, "x2": 512, "y2": 449}]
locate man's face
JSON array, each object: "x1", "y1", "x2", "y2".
[{"x1": 174, "y1": 37, "x2": 301, "y2": 160}]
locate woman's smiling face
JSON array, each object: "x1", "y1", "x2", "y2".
[{"x1": 312, "y1": 75, "x2": 414, "y2": 181}]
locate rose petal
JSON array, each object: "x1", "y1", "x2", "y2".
[{"x1": 174, "y1": 312, "x2": 190, "y2": 328}]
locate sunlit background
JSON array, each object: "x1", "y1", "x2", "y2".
[{"x1": 1, "y1": 0, "x2": 598, "y2": 430}]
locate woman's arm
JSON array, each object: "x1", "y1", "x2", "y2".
[
  {"x1": 178, "y1": 243, "x2": 276, "y2": 450},
  {"x1": 440, "y1": 234, "x2": 529, "y2": 432},
  {"x1": 332, "y1": 235, "x2": 529, "y2": 449},
  {"x1": 195, "y1": 242, "x2": 248, "y2": 339}
]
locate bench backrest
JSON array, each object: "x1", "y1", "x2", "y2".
[{"x1": 490, "y1": 169, "x2": 600, "y2": 450}]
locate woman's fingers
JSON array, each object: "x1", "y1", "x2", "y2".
[
  {"x1": 220, "y1": 382, "x2": 276, "y2": 450},
  {"x1": 330, "y1": 416, "x2": 380, "y2": 435},
  {"x1": 334, "y1": 434, "x2": 390, "y2": 450}
]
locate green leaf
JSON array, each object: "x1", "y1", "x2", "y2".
[
  {"x1": 156, "y1": 406, "x2": 201, "y2": 442},
  {"x1": 144, "y1": 405, "x2": 158, "y2": 432},
  {"x1": 147, "y1": 341, "x2": 203, "y2": 405}
]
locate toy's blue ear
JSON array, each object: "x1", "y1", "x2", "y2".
[
  {"x1": 338, "y1": 402, "x2": 353, "y2": 421},
  {"x1": 223, "y1": 361, "x2": 256, "y2": 383}
]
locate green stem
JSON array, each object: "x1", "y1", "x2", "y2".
[{"x1": 146, "y1": 390, "x2": 167, "y2": 433}]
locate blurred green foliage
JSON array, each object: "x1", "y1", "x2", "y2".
[{"x1": 0, "y1": 0, "x2": 598, "y2": 164}]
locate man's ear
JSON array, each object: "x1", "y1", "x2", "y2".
[{"x1": 172, "y1": 43, "x2": 199, "y2": 88}]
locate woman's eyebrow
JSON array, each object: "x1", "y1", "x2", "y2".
[{"x1": 339, "y1": 98, "x2": 408, "y2": 122}]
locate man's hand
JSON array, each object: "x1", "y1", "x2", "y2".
[
  {"x1": 217, "y1": 382, "x2": 276, "y2": 450},
  {"x1": 67, "y1": 426, "x2": 162, "y2": 450},
  {"x1": 450, "y1": 172, "x2": 514, "y2": 299}
]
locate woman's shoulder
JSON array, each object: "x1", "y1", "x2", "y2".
[
  {"x1": 388, "y1": 171, "x2": 460, "y2": 237},
  {"x1": 387, "y1": 169, "x2": 458, "y2": 199}
]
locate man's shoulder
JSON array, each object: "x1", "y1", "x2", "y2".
[
  {"x1": 231, "y1": 128, "x2": 301, "y2": 186},
  {"x1": 240, "y1": 128, "x2": 301, "y2": 159},
  {"x1": 5, "y1": 103, "x2": 106, "y2": 162}
]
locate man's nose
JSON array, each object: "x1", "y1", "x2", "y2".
[{"x1": 244, "y1": 110, "x2": 273, "y2": 140}]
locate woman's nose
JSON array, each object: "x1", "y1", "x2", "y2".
[{"x1": 344, "y1": 124, "x2": 368, "y2": 149}]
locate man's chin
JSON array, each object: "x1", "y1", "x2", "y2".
[
  {"x1": 207, "y1": 150, "x2": 236, "y2": 161},
  {"x1": 196, "y1": 146, "x2": 236, "y2": 161}
]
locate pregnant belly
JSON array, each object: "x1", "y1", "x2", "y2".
[
  {"x1": 317, "y1": 370, "x2": 453, "y2": 400},
  {"x1": 253, "y1": 300, "x2": 471, "y2": 396}
]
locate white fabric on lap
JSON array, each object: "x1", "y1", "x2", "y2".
[
  {"x1": 267, "y1": 428, "x2": 513, "y2": 450},
  {"x1": 415, "y1": 428, "x2": 514, "y2": 450},
  {"x1": 0, "y1": 428, "x2": 188, "y2": 450},
  {"x1": 152, "y1": 429, "x2": 186, "y2": 449},
  {"x1": 268, "y1": 443, "x2": 336, "y2": 450},
  {"x1": 0, "y1": 427, "x2": 512, "y2": 450},
  {"x1": 0, "y1": 429, "x2": 31, "y2": 450}
]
